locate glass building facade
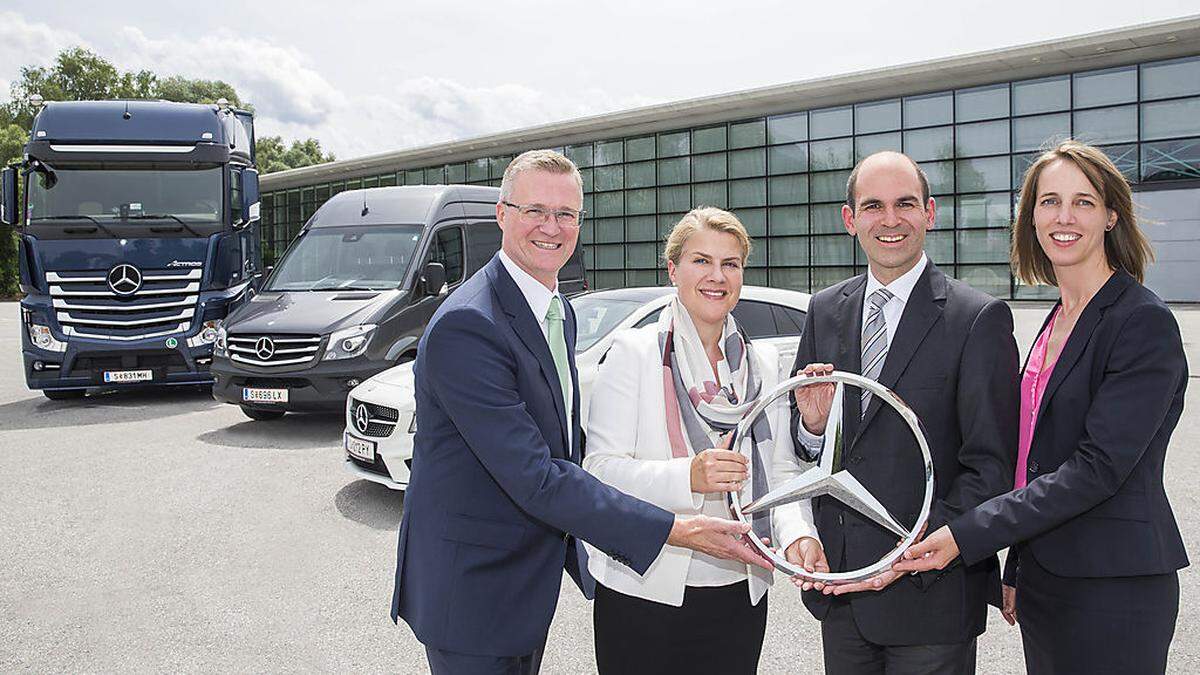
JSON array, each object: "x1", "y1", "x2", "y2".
[{"x1": 260, "y1": 54, "x2": 1200, "y2": 299}]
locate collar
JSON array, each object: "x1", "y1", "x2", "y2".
[
  {"x1": 864, "y1": 252, "x2": 928, "y2": 307},
  {"x1": 498, "y1": 249, "x2": 559, "y2": 322}
]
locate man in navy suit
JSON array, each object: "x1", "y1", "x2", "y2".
[{"x1": 391, "y1": 150, "x2": 771, "y2": 675}]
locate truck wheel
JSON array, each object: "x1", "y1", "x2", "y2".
[
  {"x1": 241, "y1": 406, "x2": 285, "y2": 421},
  {"x1": 43, "y1": 389, "x2": 86, "y2": 401}
]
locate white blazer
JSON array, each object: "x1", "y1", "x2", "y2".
[{"x1": 582, "y1": 324, "x2": 818, "y2": 607}]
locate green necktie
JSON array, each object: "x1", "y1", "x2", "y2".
[{"x1": 545, "y1": 296, "x2": 572, "y2": 424}]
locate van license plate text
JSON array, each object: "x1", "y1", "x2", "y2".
[
  {"x1": 103, "y1": 370, "x2": 153, "y2": 383},
  {"x1": 243, "y1": 387, "x2": 288, "y2": 403}
]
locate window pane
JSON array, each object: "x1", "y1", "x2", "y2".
[
  {"x1": 593, "y1": 270, "x2": 623, "y2": 289},
  {"x1": 956, "y1": 84, "x2": 1009, "y2": 122},
  {"x1": 490, "y1": 156, "x2": 512, "y2": 179},
  {"x1": 811, "y1": 170, "x2": 851, "y2": 203},
  {"x1": 1141, "y1": 56, "x2": 1200, "y2": 100},
  {"x1": 1013, "y1": 113, "x2": 1070, "y2": 152},
  {"x1": 768, "y1": 143, "x2": 808, "y2": 174},
  {"x1": 626, "y1": 269, "x2": 657, "y2": 286},
  {"x1": 1141, "y1": 98, "x2": 1200, "y2": 141},
  {"x1": 626, "y1": 242, "x2": 657, "y2": 268},
  {"x1": 425, "y1": 167, "x2": 445, "y2": 184},
  {"x1": 957, "y1": 157, "x2": 1011, "y2": 192},
  {"x1": 658, "y1": 157, "x2": 690, "y2": 185},
  {"x1": 579, "y1": 168, "x2": 593, "y2": 193},
  {"x1": 769, "y1": 175, "x2": 808, "y2": 205},
  {"x1": 771, "y1": 267, "x2": 810, "y2": 292},
  {"x1": 593, "y1": 219, "x2": 624, "y2": 244},
  {"x1": 626, "y1": 161, "x2": 655, "y2": 188},
  {"x1": 1072, "y1": 106, "x2": 1137, "y2": 145},
  {"x1": 957, "y1": 193, "x2": 1011, "y2": 228},
  {"x1": 810, "y1": 138, "x2": 853, "y2": 171},
  {"x1": 920, "y1": 160, "x2": 955, "y2": 194},
  {"x1": 904, "y1": 91, "x2": 953, "y2": 128},
  {"x1": 693, "y1": 182, "x2": 727, "y2": 208},
  {"x1": 626, "y1": 136, "x2": 656, "y2": 162},
  {"x1": 812, "y1": 266, "x2": 854, "y2": 290},
  {"x1": 1099, "y1": 143, "x2": 1139, "y2": 182},
  {"x1": 770, "y1": 205, "x2": 809, "y2": 235},
  {"x1": 747, "y1": 237, "x2": 767, "y2": 267},
  {"x1": 404, "y1": 170, "x2": 423, "y2": 185},
  {"x1": 810, "y1": 106, "x2": 853, "y2": 139},
  {"x1": 770, "y1": 236, "x2": 810, "y2": 266},
  {"x1": 956, "y1": 229, "x2": 1011, "y2": 263},
  {"x1": 626, "y1": 188, "x2": 656, "y2": 215},
  {"x1": 729, "y1": 178, "x2": 767, "y2": 208},
  {"x1": 730, "y1": 120, "x2": 766, "y2": 149},
  {"x1": 595, "y1": 140, "x2": 623, "y2": 166},
  {"x1": 956, "y1": 120, "x2": 1010, "y2": 157},
  {"x1": 855, "y1": 99, "x2": 901, "y2": 134},
  {"x1": 768, "y1": 112, "x2": 808, "y2": 144},
  {"x1": 811, "y1": 203, "x2": 845, "y2": 233},
  {"x1": 1012, "y1": 75, "x2": 1070, "y2": 115},
  {"x1": 445, "y1": 164, "x2": 466, "y2": 183},
  {"x1": 595, "y1": 243, "x2": 624, "y2": 269},
  {"x1": 594, "y1": 192, "x2": 623, "y2": 218},
  {"x1": 467, "y1": 158, "x2": 489, "y2": 181},
  {"x1": 957, "y1": 265, "x2": 1010, "y2": 297},
  {"x1": 594, "y1": 165, "x2": 623, "y2": 191},
  {"x1": 657, "y1": 131, "x2": 690, "y2": 158},
  {"x1": 1073, "y1": 66, "x2": 1137, "y2": 108},
  {"x1": 693, "y1": 125, "x2": 728, "y2": 153},
  {"x1": 744, "y1": 268, "x2": 768, "y2": 286},
  {"x1": 904, "y1": 126, "x2": 954, "y2": 161},
  {"x1": 925, "y1": 230, "x2": 954, "y2": 265},
  {"x1": 692, "y1": 153, "x2": 727, "y2": 182},
  {"x1": 659, "y1": 214, "x2": 683, "y2": 237},
  {"x1": 855, "y1": 132, "x2": 902, "y2": 161},
  {"x1": 812, "y1": 236, "x2": 854, "y2": 265},
  {"x1": 1141, "y1": 139, "x2": 1200, "y2": 181},
  {"x1": 934, "y1": 195, "x2": 955, "y2": 228},
  {"x1": 729, "y1": 148, "x2": 766, "y2": 178},
  {"x1": 658, "y1": 185, "x2": 691, "y2": 213},
  {"x1": 566, "y1": 144, "x2": 593, "y2": 168},
  {"x1": 740, "y1": 208, "x2": 767, "y2": 237},
  {"x1": 626, "y1": 215, "x2": 656, "y2": 241}
]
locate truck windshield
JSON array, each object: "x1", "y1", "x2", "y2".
[
  {"x1": 267, "y1": 225, "x2": 423, "y2": 292},
  {"x1": 27, "y1": 166, "x2": 223, "y2": 225}
]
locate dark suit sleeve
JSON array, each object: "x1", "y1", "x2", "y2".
[
  {"x1": 789, "y1": 300, "x2": 820, "y2": 458},
  {"x1": 927, "y1": 300, "x2": 1019, "y2": 533},
  {"x1": 952, "y1": 304, "x2": 1186, "y2": 565},
  {"x1": 424, "y1": 307, "x2": 674, "y2": 574}
]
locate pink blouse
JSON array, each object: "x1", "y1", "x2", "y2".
[{"x1": 1015, "y1": 307, "x2": 1063, "y2": 490}]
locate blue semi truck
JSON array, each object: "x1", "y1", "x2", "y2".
[{"x1": 0, "y1": 98, "x2": 262, "y2": 399}]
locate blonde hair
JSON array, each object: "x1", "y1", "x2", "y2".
[
  {"x1": 1012, "y1": 140, "x2": 1153, "y2": 285},
  {"x1": 499, "y1": 149, "x2": 583, "y2": 201},
  {"x1": 663, "y1": 207, "x2": 752, "y2": 265}
]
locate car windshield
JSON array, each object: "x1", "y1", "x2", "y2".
[
  {"x1": 27, "y1": 166, "x2": 223, "y2": 225},
  {"x1": 267, "y1": 225, "x2": 423, "y2": 291},
  {"x1": 571, "y1": 294, "x2": 654, "y2": 353}
]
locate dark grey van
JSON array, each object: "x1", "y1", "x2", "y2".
[{"x1": 211, "y1": 185, "x2": 586, "y2": 419}]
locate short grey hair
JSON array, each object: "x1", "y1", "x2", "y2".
[{"x1": 499, "y1": 149, "x2": 584, "y2": 202}]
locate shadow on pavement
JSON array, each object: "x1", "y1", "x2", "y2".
[
  {"x1": 0, "y1": 386, "x2": 219, "y2": 431},
  {"x1": 197, "y1": 412, "x2": 345, "y2": 450},
  {"x1": 336, "y1": 479, "x2": 405, "y2": 530}
]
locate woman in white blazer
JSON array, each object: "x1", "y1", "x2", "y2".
[{"x1": 583, "y1": 207, "x2": 823, "y2": 675}]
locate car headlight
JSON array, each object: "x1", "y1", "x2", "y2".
[
  {"x1": 324, "y1": 324, "x2": 377, "y2": 361},
  {"x1": 188, "y1": 320, "x2": 223, "y2": 349},
  {"x1": 27, "y1": 323, "x2": 67, "y2": 353}
]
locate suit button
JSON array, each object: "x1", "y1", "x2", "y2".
[
  {"x1": 838, "y1": 514, "x2": 844, "y2": 525},
  {"x1": 849, "y1": 456, "x2": 863, "y2": 465},
  {"x1": 1028, "y1": 460, "x2": 1040, "y2": 473}
]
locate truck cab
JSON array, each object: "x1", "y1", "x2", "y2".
[{"x1": 0, "y1": 100, "x2": 261, "y2": 399}]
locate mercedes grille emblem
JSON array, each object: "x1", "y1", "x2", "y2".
[
  {"x1": 354, "y1": 403, "x2": 371, "y2": 434},
  {"x1": 254, "y1": 337, "x2": 276, "y2": 361},
  {"x1": 107, "y1": 264, "x2": 143, "y2": 295}
]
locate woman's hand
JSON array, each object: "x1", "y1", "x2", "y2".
[
  {"x1": 794, "y1": 363, "x2": 836, "y2": 434},
  {"x1": 785, "y1": 536, "x2": 830, "y2": 592},
  {"x1": 892, "y1": 525, "x2": 960, "y2": 573},
  {"x1": 690, "y1": 434, "x2": 749, "y2": 494},
  {"x1": 1002, "y1": 584, "x2": 1018, "y2": 626}
]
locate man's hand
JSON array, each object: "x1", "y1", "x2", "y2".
[
  {"x1": 891, "y1": 525, "x2": 960, "y2": 573},
  {"x1": 794, "y1": 363, "x2": 835, "y2": 435},
  {"x1": 824, "y1": 568, "x2": 902, "y2": 595},
  {"x1": 784, "y1": 536, "x2": 829, "y2": 592},
  {"x1": 1001, "y1": 584, "x2": 1017, "y2": 626},
  {"x1": 667, "y1": 515, "x2": 774, "y2": 572},
  {"x1": 690, "y1": 434, "x2": 749, "y2": 494}
]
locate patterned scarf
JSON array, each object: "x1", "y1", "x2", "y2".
[{"x1": 657, "y1": 295, "x2": 774, "y2": 541}]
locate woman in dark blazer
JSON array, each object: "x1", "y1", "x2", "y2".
[{"x1": 895, "y1": 140, "x2": 1188, "y2": 674}]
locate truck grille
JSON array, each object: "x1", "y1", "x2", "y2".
[
  {"x1": 348, "y1": 397, "x2": 399, "y2": 438},
  {"x1": 227, "y1": 333, "x2": 322, "y2": 367},
  {"x1": 48, "y1": 267, "x2": 201, "y2": 341}
]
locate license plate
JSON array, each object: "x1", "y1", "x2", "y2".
[
  {"x1": 243, "y1": 387, "x2": 288, "y2": 403},
  {"x1": 345, "y1": 433, "x2": 376, "y2": 461},
  {"x1": 103, "y1": 369, "x2": 153, "y2": 383}
]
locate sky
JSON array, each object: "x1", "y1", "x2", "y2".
[{"x1": 1, "y1": 1, "x2": 1196, "y2": 161}]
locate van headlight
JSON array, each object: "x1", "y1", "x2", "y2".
[
  {"x1": 27, "y1": 323, "x2": 67, "y2": 353},
  {"x1": 324, "y1": 324, "x2": 377, "y2": 361}
]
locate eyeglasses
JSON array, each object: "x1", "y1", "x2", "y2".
[{"x1": 501, "y1": 201, "x2": 586, "y2": 228}]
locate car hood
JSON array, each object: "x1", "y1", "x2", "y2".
[
  {"x1": 352, "y1": 362, "x2": 416, "y2": 411},
  {"x1": 225, "y1": 288, "x2": 403, "y2": 334}
]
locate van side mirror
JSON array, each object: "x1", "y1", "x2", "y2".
[
  {"x1": 421, "y1": 261, "x2": 446, "y2": 297},
  {"x1": 241, "y1": 168, "x2": 260, "y2": 225},
  {"x1": 1, "y1": 167, "x2": 17, "y2": 227}
]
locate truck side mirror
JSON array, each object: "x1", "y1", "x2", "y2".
[
  {"x1": 422, "y1": 261, "x2": 446, "y2": 297},
  {"x1": 1, "y1": 167, "x2": 17, "y2": 227},
  {"x1": 241, "y1": 168, "x2": 260, "y2": 225}
]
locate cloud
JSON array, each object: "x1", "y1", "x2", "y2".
[{"x1": 0, "y1": 11, "x2": 89, "y2": 104}]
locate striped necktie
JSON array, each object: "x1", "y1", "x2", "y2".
[{"x1": 860, "y1": 287, "x2": 894, "y2": 416}]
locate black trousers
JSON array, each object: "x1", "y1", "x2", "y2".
[
  {"x1": 424, "y1": 644, "x2": 543, "y2": 675},
  {"x1": 1016, "y1": 553, "x2": 1179, "y2": 675},
  {"x1": 593, "y1": 581, "x2": 766, "y2": 675},
  {"x1": 821, "y1": 598, "x2": 977, "y2": 675}
]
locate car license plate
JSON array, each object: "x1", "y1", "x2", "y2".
[
  {"x1": 242, "y1": 387, "x2": 288, "y2": 403},
  {"x1": 345, "y1": 433, "x2": 376, "y2": 461},
  {"x1": 103, "y1": 369, "x2": 153, "y2": 383}
]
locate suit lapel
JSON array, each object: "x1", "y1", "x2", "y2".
[
  {"x1": 565, "y1": 297, "x2": 583, "y2": 464},
  {"x1": 485, "y1": 257, "x2": 570, "y2": 455},
  {"x1": 837, "y1": 277, "x2": 867, "y2": 443}
]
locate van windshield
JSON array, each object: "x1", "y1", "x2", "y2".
[{"x1": 267, "y1": 225, "x2": 423, "y2": 291}]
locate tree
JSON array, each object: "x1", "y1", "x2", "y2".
[{"x1": 255, "y1": 135, "x2": 335, "y2": 174}]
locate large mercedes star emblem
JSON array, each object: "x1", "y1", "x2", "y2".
[
  {"x1": 107, "y1": 263, "x2": 143, "y2": 295},
  {"x1": 727, "y1": 371, "x2": 934, "y2": 583},
  {"x1": 254, "y1": 336, "x2": 276, "y2": 361},
  {"x1": 354, "y1": 403, "x2": 371, "y2": 434}
]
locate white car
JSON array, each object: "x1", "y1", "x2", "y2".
[{"x1": 342, "y1": 286, "x2": 811, "y2": 489}]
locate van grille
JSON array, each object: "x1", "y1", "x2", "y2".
[{"x1": 227, "y1": 333, "x2": 322, "y2": 367}]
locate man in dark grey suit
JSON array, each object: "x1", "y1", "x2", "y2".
[{"x1": 788, "y1": 151, "x2": 1019, "y2": 674}]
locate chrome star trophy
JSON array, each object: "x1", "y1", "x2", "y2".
[{"x1": 728, "y1": 372, "x2": 933, "y2": 583}]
